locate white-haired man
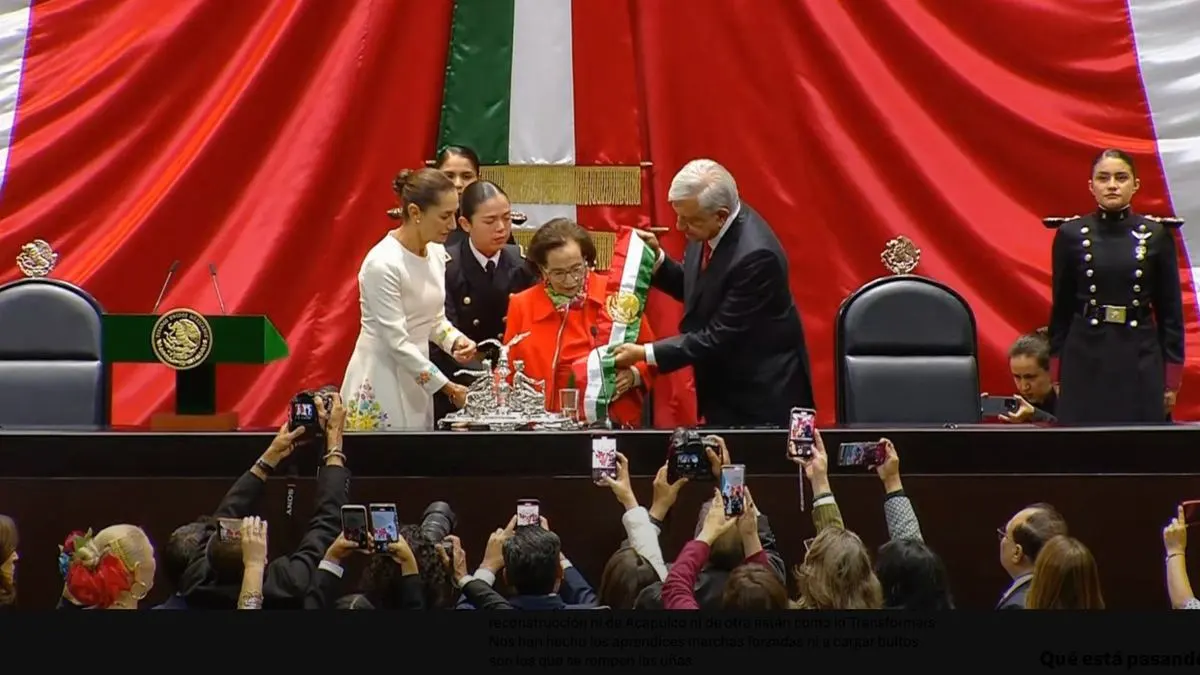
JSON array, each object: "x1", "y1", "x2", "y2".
[{"x1": 612, "y1": 159, "x2": 813, "y2": 425}]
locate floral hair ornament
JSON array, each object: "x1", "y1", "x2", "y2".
[
  {"x1": 57, "y1": 529, "x2": 90, "y2": 580},
  {"x1": 58, "y1": 528, "x2": 134, "y2": 608}
]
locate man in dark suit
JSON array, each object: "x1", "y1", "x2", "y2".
[
  {"x1": 433, "y1": 233, "x2": 535, "y2": 421},
  {"x1": 177, "y1": 397, "x2": 349, "y2": 609},
  {"x1": 612, "y1": 159, "x2": 813, "y2": 426},
  {"x1": 996, "y1": 503, "x2": 1068, "y2": 609}
]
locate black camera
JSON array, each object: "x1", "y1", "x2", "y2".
[
  {"x1": 420, "y1": 501, "x2": 457, "y2": 545},
  {"x1": 288, "y1": 385, "x2": 338, "y2": 442},
  {"x1": 667, "y1": 427, "x2": 717, "y2": 483}
]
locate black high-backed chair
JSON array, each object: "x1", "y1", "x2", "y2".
[
  {"x1": 0, "y1": 278, "x2": 108, "y2": 429},
  {"x1": 835, "y1": 275, "x2": 980, "y2": 425}
]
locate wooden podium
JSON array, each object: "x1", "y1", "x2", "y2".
[{"x1": 103, "y1": 313, "x2": 289, "y2": 431}]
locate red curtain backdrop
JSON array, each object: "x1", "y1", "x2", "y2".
[
  {"x1": 635, "y1": 0, "x2": 1199, "y2": 426},
  {"x1": 1, "y1": 0, "x2": 1195, "y2": 427},
  {"x1": 0, "y1": 0, "x2": 455, "y2": 427}
]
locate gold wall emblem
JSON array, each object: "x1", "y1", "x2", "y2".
[
  {"x1": 605, "y1": 291, "x2": 643, "y2": 325},
  {"x1": 16, "y1": 239, "x2": 58, "y2": 278},
  {"x1": 881, "y1": 236, "x2": 921, "y2": 275},
  {"x1": 152, "y1": 308, "x2": 213, "y2": 370}
]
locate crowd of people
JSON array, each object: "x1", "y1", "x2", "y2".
[
  {"x1": 335, "y1": 145, "x2": 1182, "y2": 433},
  {"x1": 0, "y1": 393, "x2": 1194, "y2": 611}
]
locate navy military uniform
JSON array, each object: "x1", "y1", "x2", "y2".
[
  {"x1": 1044, "y1": 207, "x2": 1185, "y2": 424},
  {"x1": 432, "y1": 239, "x2": 536, "y2": 422}
]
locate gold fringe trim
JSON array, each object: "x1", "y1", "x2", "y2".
[
  {"x1": 481, "y1": 165, "x2": 641, "y2": 205},
  {"x1": 512, "y1": 229, "x2": 618, "y2": 271}
]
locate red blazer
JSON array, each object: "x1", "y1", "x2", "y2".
[{"x1": 504, "y1": 272, "x2": 655, "y2": 427}]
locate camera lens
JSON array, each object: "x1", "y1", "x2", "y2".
[{"x1": 420, "y1": 501, "x2": 457, "y2": 543}]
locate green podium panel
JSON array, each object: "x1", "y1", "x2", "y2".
[{"x1": 103, "y1": 314, "x2": 288, "y2": 416}]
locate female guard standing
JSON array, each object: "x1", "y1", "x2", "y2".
[{"x1": 1046, "y1": 148, "x2": 1185, "y2": 424}]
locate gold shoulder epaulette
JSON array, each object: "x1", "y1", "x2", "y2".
[
  {"x1": 1042, "y1": 215, "x2": 1083, "y2": 229},
  {"x1": 1143, "y1": 215, "x2": 1185, "y2": 228}
]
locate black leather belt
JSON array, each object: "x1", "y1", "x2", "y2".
[{"x1": 1080, "y1": 303, "x2": 1152, "y2": 326}]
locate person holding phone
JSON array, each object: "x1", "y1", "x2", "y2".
[
  {"x1": 1163, "y1": 504, "x2": 1200, "y2": 610},
  {"x1": 998, "y1": 330, "x2": 1058, "y2": 424},
  {"x1": 1045, "y1": 149, "x2": 1185, "y2": 424}
]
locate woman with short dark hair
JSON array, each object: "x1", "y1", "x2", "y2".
[{"x1": 504, "y1": 219, "x2": 655, "y2": 427}]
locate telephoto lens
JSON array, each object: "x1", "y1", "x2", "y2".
[{"x1": 420, "y1": 501, "x2": 457, "y2": 543}]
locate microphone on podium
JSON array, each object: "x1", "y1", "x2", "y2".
[
  {"x1": 208, "y1": 263, "x2": 228, "y2": 315},
  {"x1": 152, "y1": 260, "x2": 181, "y2": 314}
]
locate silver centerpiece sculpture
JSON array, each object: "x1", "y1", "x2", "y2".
[{"x1": 437, "y1": 332, "x2": 577, "y2": 431}]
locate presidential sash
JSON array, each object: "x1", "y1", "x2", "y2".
[{"x1": 572, "y1": 228, "x2": 657, "y2": 424}]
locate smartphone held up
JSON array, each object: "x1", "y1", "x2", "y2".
[
  {"x1": 591, "y1": 436, "x2": 618, "y2": 485},
  {"x1": 516, "y1": 499, "x2": 540, "y2": 527},
  {"x1": 787, "y1": 407, "x2": 816, "y2": 460},
  {"x1": 721, "y1": 464, "x2": 746, "y2": 517},
  {"x1": 837, "y1": 441, "x2": 887, "y2": 469},
  {"x1": 369, "y1": 503, "x2": 399, "y2": 552}
]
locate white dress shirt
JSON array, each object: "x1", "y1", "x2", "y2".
[{"x1": 469, "y1": 239, "x2": 502, "y2": 271}]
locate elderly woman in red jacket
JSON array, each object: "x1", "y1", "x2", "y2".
[{"x1": 504, "y1": 219, "x2": 655, "y2": 427}]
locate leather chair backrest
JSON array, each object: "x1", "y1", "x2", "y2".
[
  {"x1": 0, "y1": 279, "x2": 108, "y2": 428},
  {"x1": 835, "y1": 276, "x2": 980, "y2": 425}
]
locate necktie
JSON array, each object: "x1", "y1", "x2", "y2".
[
  {"x1": 485, "y1": 260, "x2": 496, "y2": 275},
  {"x1": 700, "y1": 244, "x2": 712, "y2": 271}
]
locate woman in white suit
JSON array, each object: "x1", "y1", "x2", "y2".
[{"x1": 341, "y1": 168, "x2": 476, "y2": 431}]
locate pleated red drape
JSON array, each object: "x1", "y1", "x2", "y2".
[{"x1": 1, "y1": 0, "x2": 1194, "y2": 427}]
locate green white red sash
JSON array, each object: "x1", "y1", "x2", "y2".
[{"x1": 572, "y1": 228, "x2": 657, "y2": 423}]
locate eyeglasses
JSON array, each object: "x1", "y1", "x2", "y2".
[
  {"x1": 544, "y1": 264, "x2": 587, "y2": 282},
  {"x1": 996, "y1": 527, "x2": 1007, "y2": 541}
]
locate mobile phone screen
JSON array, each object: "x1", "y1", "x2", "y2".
[
  {"x1": 369, "y1": 504, "x2": 399, "y2": 550},
  {"x1": 788, "y1": 408, "x2": 816, "y2": 458},
  {"x1": 1182, "y1": 500, "x2": 1200, "y2": 525},
  {"x1": 516, "y1": 499, "x2": 540, "y2": 527},
  {"x1": 721, "y1": 464, "x2": 746, "y2": 517},
  {"x1": 980, "y1": 396, "x2": 1019, "y2": 417},
  {"x1": 217, "y1": 518, "x2": 242, "y2": 543},
  {"x1": 592, "y1": 437, "x2": 617, "y2": 485},
  {"x1": 837, "y1": 442, "x2": 883, "y2": 467},
  {"x1": 342, "y1": 506, "x2": 369, "y2": 547}
]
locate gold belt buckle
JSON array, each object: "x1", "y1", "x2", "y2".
[{"x1": 1102, "y1": 305, "x2": 1127, "y2": 324}]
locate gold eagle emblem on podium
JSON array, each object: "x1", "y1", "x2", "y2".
[{"x1": 152, "y1": 308, "x2": 213, "y2": 370}]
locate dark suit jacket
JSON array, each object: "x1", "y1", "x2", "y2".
[
  {"x1": 651, "y1": 203, "x2": 813, "y2": 425},
  {"x1": 997, "y1": 574, "x2": 1032, "y2": 610},
  {"x1": 434, "y1": 241, "x2": 535, "y2": 421},
  {"x1": 456, "y1": 565, "x2": 599, "y2": 610},
  {"x1": 178, "y1": 464, "x2": 349, "y2": 609}
]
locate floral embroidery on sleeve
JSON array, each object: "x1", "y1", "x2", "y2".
[
  {"x1": 433, "y1": 323, "x2": 454, "y2": 346},
  {"x1": 416, "y1": 367, "x2": 436, "y2": 386},
  {"x1": 345, "y1": 380, "x2": 388, "y2": 431}
]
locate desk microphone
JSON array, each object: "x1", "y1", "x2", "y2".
[
  {"x1": 208, "y1": 263, "x2": 228, "y2": 315},
  {"x1": 152, "y1": 260, "x2": 181, "y2": 314}
]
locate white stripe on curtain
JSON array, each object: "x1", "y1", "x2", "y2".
[
  {"x1": 0, "y1": 0, "x2": 33, "y2": 195},
  {"x1": 1128, "y1": 0, "x2": 1200, "y2": 278}
]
